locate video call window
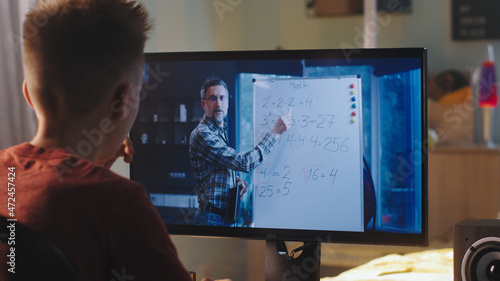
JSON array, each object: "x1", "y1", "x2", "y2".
[{"x1": 130, "y1": 51, "x2": 424, "y2": 240}]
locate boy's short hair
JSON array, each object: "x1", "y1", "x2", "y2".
[{"x1": 23, "y1": 0, "x2": 153, "y2": 118}]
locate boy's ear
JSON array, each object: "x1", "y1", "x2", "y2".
[
  {"x1": 22, "y1": 80, "x2": 35, "y2": 109},
  {"x1": 111, "y1": 83, "x2": 132, "y2": 120}
]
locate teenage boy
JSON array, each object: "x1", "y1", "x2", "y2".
[{"x1": 0, "y1": 1, "x2": 193, "y2": 280}]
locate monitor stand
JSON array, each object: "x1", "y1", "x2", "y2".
[{"x1": 265, "y1": 240, "x2": 321, "y2": 281}]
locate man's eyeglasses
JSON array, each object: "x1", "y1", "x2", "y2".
[{"x1": 203, "y1": 95, "x2": 226, "y2": 104}]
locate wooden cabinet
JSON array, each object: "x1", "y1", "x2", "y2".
[{"x1": 428, "y1": 145, "x2": 500, "y2": 241}]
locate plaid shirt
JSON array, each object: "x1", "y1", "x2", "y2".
[{"x1": 189, "y1": 115, "x2": 276, "y2": 211}]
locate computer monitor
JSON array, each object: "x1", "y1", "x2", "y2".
[{"x1": 130, "y1": 48, "x2": 428, "y2": 281}]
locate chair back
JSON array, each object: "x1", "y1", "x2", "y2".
[{"x1": 0, "y1": 216, "x2": 83, "y2": 281}]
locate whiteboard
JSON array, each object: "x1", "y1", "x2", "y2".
[{"x1": 252, "y1": 76, "x2": 364, "y2": 232}]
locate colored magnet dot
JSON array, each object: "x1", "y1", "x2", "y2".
[
  {"x1": 352, "y1": 111, "x2": 357, "y2": 116},
  {"x1": 350, "y1": 90, "x2": 355, "y2": 95},
  {"x1": 351, "y1": 96, "x2": 356, "y2": 102},
  {"x1": 350, "y1": 118, "x2": 356, "y2": 123},
  {"x1": 350, "y1": 84, "x2": 355, "y2": 89},
  {"x1": 352, "y1": 103, "x2": 357, "y2": 109}
]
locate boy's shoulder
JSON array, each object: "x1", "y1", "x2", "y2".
[{"x1": 0, "y1": 142, "x2": 142, "y2": 194}]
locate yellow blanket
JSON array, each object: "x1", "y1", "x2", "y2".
[{"x1": 321, "y1": 248, "x2": 453, "y2": 281}]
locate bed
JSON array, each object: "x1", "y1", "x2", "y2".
[{"x1": 321, "y1": 248, "x2": 453, "y2": 281}]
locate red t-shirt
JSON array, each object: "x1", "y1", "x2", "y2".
[{"x1": 0, "y1": 143, "x2": 192, "y2": 281}]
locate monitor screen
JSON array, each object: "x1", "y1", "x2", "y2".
[{"x1": 130, "y1": 48, "x2": 428, "y2": 246}]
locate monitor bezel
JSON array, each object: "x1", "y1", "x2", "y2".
[{"x1": 131, "y1": 48, "x2": 428, "y2": 247}]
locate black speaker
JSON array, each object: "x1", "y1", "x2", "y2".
[{"x1": 454, "y1": 220, "x2": 500, "y2": 281}]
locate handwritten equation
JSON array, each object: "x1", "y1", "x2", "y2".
[
  {"x1": 256, "y1": 164, "x2": 340, "y2": 198},
  {"x1": 277, "y1": 134, "x2": 350, "y2": 152},
  {"x1": 259, "y1": 113, "x2": 336, "y2": 129},
  {"x1": 261, "y1": 93, "x2": 319, "y2": 110}
]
